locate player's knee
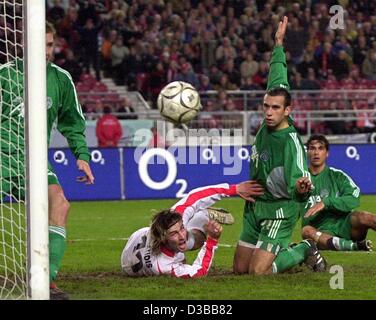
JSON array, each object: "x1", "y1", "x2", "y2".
[
  {"x1": 249, "y1": 264, "x2": 270, "y2": 276},
  {"x1": 353, "y1": 211, "x2": 370, "y2": 226},
  {"x1": 301, "y1": 225, "x2": 316, "y2": 239},
  {"x1": 233, "y1": 258, "x2": 248, "y2": 275}
]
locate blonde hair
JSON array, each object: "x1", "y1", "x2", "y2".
[{"x1": 46, "y1": 21, "x2": 56, "y2": 35}]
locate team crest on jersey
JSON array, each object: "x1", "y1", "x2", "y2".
[
  {"x1": 260, "y1": 150, "x2": 269, "y2": 161},
  {"x1": 47, "y1": 97, "x2": 53, "y2": 109},
  {"x1": 320, "y1": 189, "x2": 329, "y2": 198}
]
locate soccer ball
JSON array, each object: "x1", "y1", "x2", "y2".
[{"x1": 157, "y1": 81, "x2": 201, "y2": 124}]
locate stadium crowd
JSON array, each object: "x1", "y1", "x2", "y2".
[{"x1": 44, "y1": 0, "x2": 376, "y2": 134}]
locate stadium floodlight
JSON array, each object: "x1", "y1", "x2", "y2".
[{"x1": 0, "y1": 0, "x2": 49, "y2": 299}]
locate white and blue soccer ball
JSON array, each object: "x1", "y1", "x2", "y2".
[{"x1": 157, "y1": 81, "x2": 202, "y2": 124}]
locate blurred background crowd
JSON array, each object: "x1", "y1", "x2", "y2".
[{"x1": 42, "y1": 0, "x2": 376, "y2": 138}]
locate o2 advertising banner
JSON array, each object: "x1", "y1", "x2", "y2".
[
  {"x1": 48, "y1": 148, "x2": 122, "y2": 200},
  {"x1": 49, "y1": 144, "x2": 376, "y2": 201},
  {"x1": 123, "y1": 146, "x2": 251, "y2": 199}
]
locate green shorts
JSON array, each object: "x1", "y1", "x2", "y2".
[
  {"x1": 302, "y1": 212, "x2": 353, "y2": 239},
  {"x1": 1, "y1": 161, "x2": 60, "y2": 200},
  {"x1": 239, "y1": 200, "x2": 301, "y2": 254}
]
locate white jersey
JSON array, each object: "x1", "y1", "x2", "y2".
[{"x1": 121, "y1": 183, "x2": 237, "y2": 278}]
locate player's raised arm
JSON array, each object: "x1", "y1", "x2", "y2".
[{"x1": 275, "y1": 16, "x2": 288, "y2": 46}]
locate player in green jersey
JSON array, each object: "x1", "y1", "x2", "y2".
[
  {"x1": 0, "y1": 22, "x2": 94, "y2": 299},
  {"x1": 301, "y1": 134, "x2": 374, "y2": 251},
  {"x1": 233, "y1": 17, "x2": 326, "y2": 275}
]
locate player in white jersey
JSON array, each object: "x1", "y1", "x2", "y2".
[{"x1": 121, "y1": 181, "x2": 264, "y2": 278}]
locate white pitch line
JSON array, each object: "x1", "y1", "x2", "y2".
[{"x1": 68, "y1": 237, "x2": 235, "y2": 247}]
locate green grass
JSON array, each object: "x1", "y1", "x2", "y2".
[{"x1": 55, "y1": 195, "x2": 376, "y2": 300}]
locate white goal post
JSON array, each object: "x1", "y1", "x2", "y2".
[
  {"x1": 24, "y1": 0, "x2": 49, "y2": 300},
  {"x1": 0, "y1": 0, "x2": 49, "y2": 299}
]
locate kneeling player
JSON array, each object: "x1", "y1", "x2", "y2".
[
  {"x1": 302, "y1": 135, "x2": 374, "y2": 251},
  {"x1": 121, "y1": 181, "x2": 263, "y2": 278}
]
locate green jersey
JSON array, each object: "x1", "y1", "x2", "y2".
[
  {"x1": 0, "y1": 60, "x2": 90, "y2": 163},
  {"x1": 302, "y1": 166, "x2": 360, "y2": 227},
  {"x1": 251, "y1": 122, "x2": 310, "y2": 202}
]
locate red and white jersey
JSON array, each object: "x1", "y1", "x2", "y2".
[{"x1": 121, "y1": 183, "x2": 237, "y2": 278}]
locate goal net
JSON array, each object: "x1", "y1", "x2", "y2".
[
  {"x1": 0, "y1": 0, "x2": 49, "y2": 299},
  {"x1": 0, "y1": 0, "x2": 27, "y2": 300}
]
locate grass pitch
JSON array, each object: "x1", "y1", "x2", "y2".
[{"x1": 59, "y1": 196, "x2": 376, "y2": 300}]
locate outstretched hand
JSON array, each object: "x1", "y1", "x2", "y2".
[
  {"x1": 275, "y1": 16, "x2": 288, "y2": 46},
  {"x1": 304, "y1": 202, "x2": 325, "y2": 218},
  {"x1": 205, "y1": 220, "x2": 223, "y2": 240},
  {"x1": 76, "y1": 159, "x2": 95, "y2": 184},
  {"x1": 236, "y1": 180, "x2": 264, "y2": 203}
]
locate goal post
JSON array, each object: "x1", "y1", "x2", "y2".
[
  {"x1": 0, "y1": 0, "x2": 49, "y2": 299},
  {"x1": 24, "y1": 0, "x2": 49, "y2": 300}
]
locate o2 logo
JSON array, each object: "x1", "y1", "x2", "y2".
[
  {"x1": 53, "y1": 150, "x2": 106, "y2": 165},
  {"x1": 138, "y1": 148, "x2": 188, "y2": 198},
  {"x1": 346, "y1": 146, "x2": 360, "y2": 161}
]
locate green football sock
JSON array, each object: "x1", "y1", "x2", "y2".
[
  {"x1": 272, "y1": 242, "x2": 309, "y2": 273},
  {"x1": 327, "y1": 237, "x2": 357, "y2": 251},
  {"x1": 49, "y1": 226, "x2": 66, "y2": 282}
]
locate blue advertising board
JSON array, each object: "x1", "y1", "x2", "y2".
[
  {"x1": 49, "y1": 144, "x2": 376, "y2": 201},
  {"x1": 49, "y1": 148, "x2": 122, "y2": 200}
]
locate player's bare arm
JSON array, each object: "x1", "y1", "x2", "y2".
[
  {"x1": 304, "y1": 202, "x2": 325, "y2": 218},
  {"x1": 236, "y1": 180, "x2": 264, "y2": 202},
  {"x1": 76, "y1": 159, "x2": 95, "y2": 184},
  {"x1": 275, "y1": 16, "x2": 288, "y2": 46}
]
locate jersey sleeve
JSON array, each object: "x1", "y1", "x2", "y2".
[
  {"x1": 284, "y1": 132, "x2": 311, "y2": 201},
  {"x1": 57, "y1": 73, "x2": 90, "y2": 162},
  {"x1": 267, "y1": 45, "x2": 290, "y2": 91},
  {"x1": 323, "y1": 169, "x2": 360, "y2": 212},
  {"x1": 171, "y1": 183, "x2": 237, "y2": 221},
  {"x1": 168, "y1": 238, "x2": 218, "y2": 278}
]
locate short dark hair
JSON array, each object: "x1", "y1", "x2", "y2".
[
  {"x1": 307, "y1": 134, "x2": 330, "y2": 150},
  {"x1": 266, "y1": 88, "x2": 291, "y2": 107},
  {"x1": 149, "y1": 210, "x2": 182, "y2": 255}
]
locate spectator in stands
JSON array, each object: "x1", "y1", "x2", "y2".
[
  {"x1": 111, "y1": 36, "x2": 129, "y2": 85},
  {"x1": 215, "y1": 89, "x2": 228, "y2": 111},
  {"x1": 174, "y1": 62, "x2": 200, "y2": 89},
  {"x1": 362, "y1": 50, "x2": 376, "y2": 80},
  {"x1": 215, "y1": 37, "x2": 237, "y2": 65},
  {"x1": 222, "y1": 59, "x2": 241, "y2": 88},
  {"x1": 60, "y1": 49, "x2": 82, "y2": 83},
  {"x1": 149, "y1": 62, "x2": 166, "y2": 107},
  {"x1": 240, "y1": 76, "x2": 262, "y2": 91},
  {"x1": 48, "y1": 0, "x2": 66, "y2": 25},
  {"x1": 77, "y1": 17, "x2": 102, "y2": 81},
  {"x1": 96, "y1": 106, "x2": 123, "y2": 147},
  {"x1": 353, "y1": 35, "x2": 369, "y2": 66},
  {"x1": 199, "y1": 75, "x2": 213, "y2": 92},
  {"x1": 297, "y1": 52, "x2": 318, "y2": 79},
  {"x1": 324, "y1": 101, "x2": 347, "y2": 135},
  {"x1": 101, "y1": 30, "x2": 118, "y2": 77},
  {"x1": 314, "y1": 41, "x2": 336, "y2": 79},
  {"x1": 332, "y1": 50, "x2": 351, "y2": 80},
  {"x1": 215, "y1": 74, "x2": 238, "y2": 91},
  {"x1": 208, "y1": 64, "x2": 223, "y2": 87},
  {"x1": 285, "y1": 17, "x2": 307, "y2": 64},
  {"x1": 240, "y1": 53, "x2": 259, "y2": 82},
  {"x1": 117, "y1": 97, "x2": 138, "y2": 120}
]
